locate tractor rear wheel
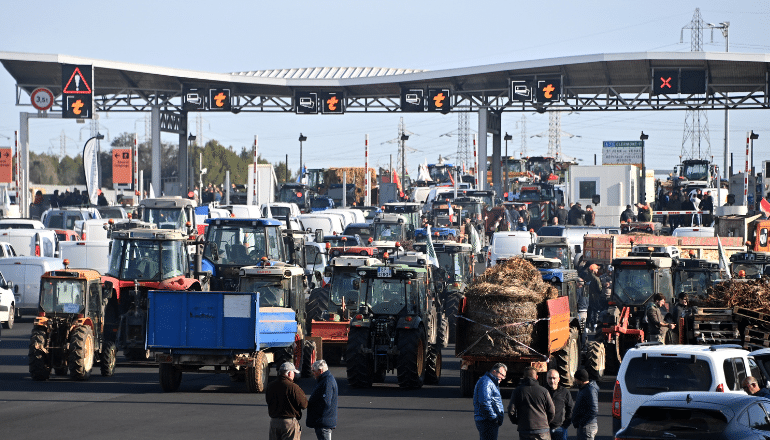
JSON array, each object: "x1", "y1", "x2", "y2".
[
  {"x1": 437, "y1": 313, "x2": 449, "y2": 348},
  {"x1": 306, "y1": 287, "x2": 330, "y2": 334},
  {"x1": 100, "y1": 340, "x2": 117, "y2": 377},
  {"x1": 28, "y1": 328, "x2": 50, "y2": 381},
  {"x1": 159, "y1": 363, "x2": 182, "y2": 392},
  {"x1": 396, "y1": 328, "x2": 426, "y2": 389},
  {"x1": 68, "y1": 326, "x2": 94, "y2": 380},
  {"x1": 424, "y1": 344, "x2": 442, "y2": 385},
  {"x1": 445, "y1": 292, "x2": 462, "y2": 344},
  {"x1": 583, "y1": 341, "x2": 605, "y2": 381},
  {"x1": 246, "y1": 351, "x2": 269, "y2": 393},
  {"x1": 301, "y1": 340, "x2": 317, "y2": 378},
  {"x1": 345, "y1": 328, "x2": 372, "y2": 388},
  {"x1": 554, "y1": 327, "x2": 579, "y2": 387}
]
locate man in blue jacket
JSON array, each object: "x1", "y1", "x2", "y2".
[
  {"x1": 572, "y1": 369, "x2": 599, "y2": 440},
  {"x1": 306, "y1": 360, "x2": 338, "y2": 440},
  {"x1": 473, "y1": 363, "x2": 507, "y2": 440}
]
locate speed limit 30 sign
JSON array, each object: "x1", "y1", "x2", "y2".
[{"x1": 31, "y1": 88, "x2": 54, "y2": 111}]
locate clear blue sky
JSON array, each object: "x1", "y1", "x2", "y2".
[{"x1": 1, "y1": 0, "x2": 768, "y2": 178}]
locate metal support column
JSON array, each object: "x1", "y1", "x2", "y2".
[
  {"x1": 178, "y1": 112, "x2": 189, "y2": 198},
  {"x1": 151, "y1": 106, "x2": 161, "y2": 197},
  {"x1": 491, "y1": 114, "x2": 502, "y2": 196},
  {"x1": 19, "y1": 112, "x2": 28, "y2": 218},
  {"x1": 477, "y1": 108, "x2": 488, "y2": 191}
]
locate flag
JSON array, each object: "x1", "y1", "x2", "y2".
[
  {"x1": 469, "y1": 223, "x2": 482, "y2": 254},
  {"x1": 82, "y1": 137, "x2": 99, "y2": 205},
  {"x1": 425, "y1": 225, "x2": 439, "y2": 268},
  {"x1": 761, "y1": 198, "x2": 770, "y2": 217},
  {"x1": 392, "y1": 168, "x2": 404, "y2": 198},
  {"x1": 717, "y1": 236, "x2": 731, "y2": 280},
  {"x1": 148, "y1": 182, "x2": 156, "y2": 199}
]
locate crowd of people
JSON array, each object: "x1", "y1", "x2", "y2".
[
  {"x1": 654, "y1": 186, "x2": 716, "y2": 228},
  {"x1": 29, "y1": 188, "x2": 109, "y2": 219}
]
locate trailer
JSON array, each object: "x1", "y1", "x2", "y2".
[
  {"x1": 147, "y1": 290, "x2": 298, "y2": 392},
  {"x1": 582, "y1": 234, "x2": 744, "y2": 266}
]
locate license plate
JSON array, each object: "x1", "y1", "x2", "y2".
[{"x1": 377, "y1": 267, "x2": 392, "y2": 278}]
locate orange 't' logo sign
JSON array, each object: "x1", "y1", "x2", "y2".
[
  {"x1": 433, "y1": 92, "x2": 445, "y2": 108},
  {"x1": 214, "y1": 92, "x2": 227, "y2": 107},
  {"x1": 71, "y1": 99, "x2": 84, "y2": 115},
  {"x1": 542, "y1": 84, "x2": 555, "y2": 99},
  {"x1": 327, "y1": 96, "x2": 339, "y2": 111}
]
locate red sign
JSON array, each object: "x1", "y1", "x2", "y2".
[
  {"x1": 0, "y1": 148, "x2": 12, "y2": 183},
  {"x1": 112, "y1": 148, "x2": 132, "y2": 184}
]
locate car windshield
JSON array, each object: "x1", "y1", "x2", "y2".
[
  {"x1": 519, "y1": 189, "x2": 541, "y2": 201},
  {"x1": 623, "y1": 406, "x2": 728, "y2": 438},
  {"x1": 540, "y1": 245, "x2": 569, "y2": 268},
  {"x1": 107, "y1": 239, "x2": 187, "y2": 280},
  {"x1": 40, "y1": 279, "x2": 86, "y2": 314},
  {"x1": 613, "y1": 267, "x2": 655, "y2": 304},
  {"x1": 363, "y1": 278, "x2": 407, "y2": 315},
  {"x1": 373, "y1": 223, "x2": 405, "y2": 242},
  {"x1": 142, "y1": 208, "x2": 187, "y2": 230},
  {"x1": 238, "y1": 278, "x2": 287, "y2": 307},
  {"x1": 204, "y1": 224, "x2": 285, "y2": 264},
  {"x1": 330, "y1": 271, "x2": 360, "y2": 311},
  {"x1": 674, "y1": 269, "x2": 718, "y2": 299},
  {"x1": 345, "y1": 227, "x2": 371, "y2": 240}
]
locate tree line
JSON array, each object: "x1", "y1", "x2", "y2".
[{"x1": 26, "y1": 132, "x2": 296, "y2": 188}]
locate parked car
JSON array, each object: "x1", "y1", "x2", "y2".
[
  {"x1": 41, "y1": 207, "x2": 101, "y2": 230},
  {"x1": 615, "y1": 392, "x2": 770, "y2": 440},
  {"x1": 613, "y1": 342, "x2": 765, "y2": 433},
  {"x1": 54, "y1": 229, "x2": 81, "y2": 242},
  {"x1": 0, "y1": 271, "x2": 15, "y2": 328},
  {"x1": 96, "y1": 206, "x2": 129, "y2": 220}
]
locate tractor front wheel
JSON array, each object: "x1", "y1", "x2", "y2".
[
  {"x1": 246, "y1": 351, "x2": 269, "y2": 393},
  {"x1": 396, "y1": 328, "x2": 426, "y2": 389},
  {"x1": 424, "y1": 344, "x2": 442, "y2": 385},
  {"x1": 28, "y1": 328, "x2": 50, "y2": 381},
  {"x1": 345, "y1": 328, "x2": 372, "y2": 388},
  {"x1": 100, "y1": 340, "x2": 117, "y2": 377}
]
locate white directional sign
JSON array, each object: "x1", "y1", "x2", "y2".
[{"x1": 602, "y1": 141, "x2": 643, "y2": 167}]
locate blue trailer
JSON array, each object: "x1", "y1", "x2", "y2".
[{"x1": 147, "y1": 290, "x2": 298, "y2": 392}]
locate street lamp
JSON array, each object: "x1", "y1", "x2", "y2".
[
  {"x1": 640, "y1": 131, "x2": 649, "y2": 204},
  {"x1": 299, "y1": 133, "x2": 307, "y2": 178},
  {"x1": 504, "y1": 132, "x2": 513, "y2": 196}
]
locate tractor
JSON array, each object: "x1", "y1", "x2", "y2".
[{"x1": 29, "y1": 265, "x2": 114, "y2": 380}]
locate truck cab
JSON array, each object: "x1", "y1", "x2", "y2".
[
  {"x1": 137, "y1": 197, "x2": 197, "y2": 235},
  {"x1": 533, "y1": 236, "x2": 576, "y2": 270},
  {"x1": 278, "y1": 183, "x2": 313, "y2": 212},
  {"x1": 730, "y1": 251, "x2": 770, "y2": 279},
  {"x1": 371, "y1": 213, "x2": 407, "y2": 253}
]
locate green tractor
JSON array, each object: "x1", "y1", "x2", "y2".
[{"x1": 346, "y1": 261, "x2": 443, "y2": 389}]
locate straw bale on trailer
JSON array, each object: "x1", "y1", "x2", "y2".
[
  {"x1": 459, "y1": 258, "x2": 557, "y2": 357},
  {"x1": 322, "y1": 168, "x2": 377, "y2": 204}
]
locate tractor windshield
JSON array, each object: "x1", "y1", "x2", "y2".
[
  {"x1": 363, "y1": 278, "x2": 407, "y2": 315},
  {"x1": 613, "y1": 267, "x2": 655, "y2": 305},
  {"x1": 373, "y1": 223, "x2": 405, "y2": 242},
  {"x1": 205, "y1": 223, "x2": 285, "y2": 264},
  {"x1": 107, "y1": 239, "x2": 187, "y2": 281},
  {"x1": 731, "y1": 263, "x2": 764, "y2": 279},
  {"x1": 539, "y1": 245, "x2": 570, "y2": 269},
  {"x1": 674, "y1": 269, "x2": 718, "y2": 299},
  {"x1": 40, "y1": 279, "x2": 86, "y2": 314},
  {"x1": 142, "y1": 208, "x2": 187, "y2": 230},
  {"x1": 329, "y1": 271, "x2": 359, "y2": 311},
  {"x1": 239, "y1": 278, "x2": 288, "y2": 307},
  {"x1": 438, "y1": 252, "x2": 467, "y2": 283}
]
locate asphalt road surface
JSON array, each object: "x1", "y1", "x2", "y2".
[{"x1": 0, "y1": 319, "x2": 618, "y2": 439}]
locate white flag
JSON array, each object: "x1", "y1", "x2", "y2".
[
  {"x1": 425, "y1": 225, "x2": 439, "y2": 268},
  {"x1": 469, "y1": 224, "x2": 482, "y2": 254},
  {"x1": 82, "y1": 137, "x2": 99, "y2": 205}
]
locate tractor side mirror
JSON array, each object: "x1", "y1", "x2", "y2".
[
  {"x1": 5, "y1": 280, "x2": 12, "y2": 291},
  {"x1": 315, "y1": 229, "x2": 324, "y2": 244}
]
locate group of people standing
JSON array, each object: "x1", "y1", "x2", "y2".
[
  {"x1": 655, "y1": 187, "x2": 715, "y2": 228},
  {"x1": 550, "y1": 203, "x2": 596, "y2": 227},
  {"x1": 474, "y1": 364, "x2": 599, "y2": 440}
]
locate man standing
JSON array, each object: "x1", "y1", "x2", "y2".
[
  {"x1": 619, "y1": 205, "x2": 636, "y2": 224},
  {"x1": 585, "y1": 264, "x2": 603, "y2": 332},
  {"x1": 307, "y1": 360, "x2": 338, "y2": 440},
  {"x1": 555, "y1": 203, "x2": 569, "y2": 226},
  {"x1": 572, "y1": 369, "x2": 599, "y2": 440},
  {"x1": 508, "y1": 366, "x2": 554, "y2": 440},
  {"x1": 584, "y1": 205, "x2": 596, "y2": 226},
  {"x1": 266, "y1": 362, "x2": 308, "y2": 440},
  {"x1": 545, "y1": 369, "x2": 573, "y2": 440},
  {"x1": 646, "y1": 293, "x2": 675, "y2": 344},
  {"x1": 474, "y1": 363, "x2": 507, "y2": 440}
]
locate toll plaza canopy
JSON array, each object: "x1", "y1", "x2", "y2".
[
  {"x1": 2, "y1": 50, "x2": 769, "y2": 113},
  {"x1": 1, "y1": 50, "x2": 769, "y2": 214}
]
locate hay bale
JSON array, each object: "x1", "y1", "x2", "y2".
[{"x1": 459, "y1": 258, "x2": 553, "y2": 357}]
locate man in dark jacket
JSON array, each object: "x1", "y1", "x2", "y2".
[
  {"x1": 555, "y1": 204, "x2": 568, "y2": 226},
  {"x1": 583, "y1": 205, "x2": 596, "y2": 226},
  {"x1": 266, "y1": 362, "x2": 308, "y2": 440},
  {"x1": 585, "y1": 264, "x2": 603, "y2": 332},
  {"x1": 545, "y1": 369, "x2": 573, "y2": 440},
  {"x1": 307, "y1": 360, "x2": 338, "y2": 440},
  {"x1": 568, "y1": 203, "x2": 585, "y2": 226},
  {"x1": 508, "y1": 366, "x2": 554, "y2": 439},
  {"x1": 619, "y1": 205, "x2": 636, "y2": 224},
  {"x1": 572, "y1": 369, "x2": 599, "y2": 440},
  {"x1": 636, "y1": 203, "x2": 652, "y2": 222},
  {"x1": 646, "y1": 293, "x2": 675, "y2": 344}
]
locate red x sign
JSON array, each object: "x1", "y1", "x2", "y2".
[{"x1": 660, "y1": 77, "x2": 672, "y2": 88}]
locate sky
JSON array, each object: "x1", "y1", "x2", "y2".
[{"x1": 0, "y1": 0, "x2": 769, "y2": 180}]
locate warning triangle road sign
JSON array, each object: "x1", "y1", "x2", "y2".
[{"x1": 63, "y1": 67, "x2": 92, "y2": 94}]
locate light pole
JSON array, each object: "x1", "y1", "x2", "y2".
[
  {"x1": 504, "y1": 132, "x2": 513, "y2": 196},
  {"x1": 640, "y1": 131, "x2": 649, "y2": 204},
  {"x1": 400, "y1": 133, "x2": 409, "y2": 192},
  {"x1": 299, "y1": 133, "x2": 307, "y2": 179},
  {"x1": 707, "y1": 21, "x2": 730, "y2": 179}
]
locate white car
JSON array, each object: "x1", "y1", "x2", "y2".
[
  {"x1": 0, "y1": 271, "x2": 15, "y2": 329},
  {"x1": 612, "y1": 342, "x2": 765, "y2": 433}
]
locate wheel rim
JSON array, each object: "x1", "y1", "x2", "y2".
[
  {"x1": 568, "y1": 338, "x2": 578, "y2": 377},
  {"x1": 8, "y1": 305, "x2": 13, "y2": 326},
  {"x1": 417, "y1": 338, "x2": 425, "y2": 375}
]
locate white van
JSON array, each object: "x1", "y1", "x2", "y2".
[
  {"x1": 298, "y1": 214, "x2": 344, "y2": 235},
  {"x1": 672, "y1": 226, "x2": 715, "y2": 237},
  {"x1": 488, "y1": 231, "x2": 538, "y2": 266},
  {"x1": 59, "y1": 241, "x2": 111, "y2": 274},
  {"x1": 0, "y1": 256, "x2": 64, "y2": 316},
  {"x1": 223, "y1": 204, "x2": 262, "y2": 218},
  {"x1": 0, "y1": 228, "x2": 59, "y2": 257},
  {"x1": 74, "y1": 218, "x2": 111, "y2": 241}
]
